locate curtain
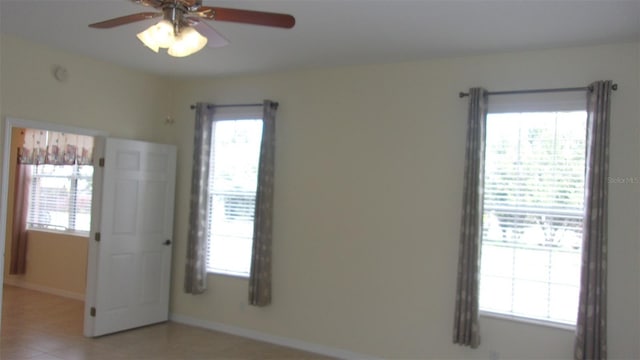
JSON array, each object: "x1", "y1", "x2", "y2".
[
  {"x1": 248, "y1": 100, "x2": 278, "y2": 306},
  {"x1": 184, "y1": 102, "x2": 215, "y2": 294},
  {"x1": 453, "y1": 87, "x2": 487, "y2": 348},
  {"x1": 19, "y1": 128, "x2": 94, "y2": 165},
  {"x1": 574, "y1": 80, "x2": 612, "y2": 360},
  {"x1": 9, "y1": 161, "x2": 30, "y2": 275}
]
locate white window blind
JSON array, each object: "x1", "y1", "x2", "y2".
[
  {"x1": 480, "y1": 111, "x2": 587, "y2": 325},
  {"x1": 206, "y1": 118, "x2": 263, "y2": 276},
  {"x1": 27, "y1": 164, "x2": 93, "y2": 233}
]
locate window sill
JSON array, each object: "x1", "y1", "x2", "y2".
[
  {"x1": 207, "y1": 270, "x2": 249, "y2": 280},
  {"x1": 27, "y1": 228, "x2": 90, "y2": 238},
  {"x1": 480, "y1": 310, "x2": 576, "y2": 332}
]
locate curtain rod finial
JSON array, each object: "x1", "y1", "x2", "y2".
[{"x1": 459, "y1": 92, "x2": 469, "y2": 98}]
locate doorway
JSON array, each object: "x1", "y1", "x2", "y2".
[{"x1": 0, "y1": 117, "x2": 107, "y2": 330}]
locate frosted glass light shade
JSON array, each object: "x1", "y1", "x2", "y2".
[
  {"x1": 167, "y1": 27, "x2": 208, "y2": 57},
  {"x1": 136, "y1": 27, "x2": 160, "y2": 52},
  {"x1": 153, "y1": 20, "x2": 175, "y2": 48},
  {"x1": 136, "y1": 20, "x2": 175, "y2": 52}
]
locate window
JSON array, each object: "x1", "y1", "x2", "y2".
[
  {"x1": 206, "y1": 117, "x2": 263, "y2": 277},
  {"x1": 479, "y1": 110, "x2": 587, "y2": 326},
  {"x1": 27, "y1": 164, "x2": 94, "y2": 233}
]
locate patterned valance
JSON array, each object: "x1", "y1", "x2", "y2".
[{"x1": 18, "y1": 128, "x2": 94, "y2": 165}]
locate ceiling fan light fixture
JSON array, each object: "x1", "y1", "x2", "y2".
[
  {"x1": 167, "y1": 26, "x2": 208, "y2": 57},
  {"x1": 153, "y1": 20, "x2": 176, "y2": 48},
  {"x1": 136, "y1": 27, "x2": 159, "y2": 52},
  {"x1": 92, "y1": 2, "x2": 295, "y2": 59},
  {"x1": 136, "y1": 19, "x2": 175, "y2": 52}
]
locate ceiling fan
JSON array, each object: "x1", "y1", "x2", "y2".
[{"x1": 89, "y1": 0, "x2": 295, "y2": 57}]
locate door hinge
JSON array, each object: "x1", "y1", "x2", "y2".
[
  {"x1": 90, "y1": 307, "x2": 96, "y2": 317},
  {"x1": 94, "y1": 232, "x2": 101, "y2": 242},
  {"x1": 99, "y1": 158, "x2": 105, "y2": 167}
]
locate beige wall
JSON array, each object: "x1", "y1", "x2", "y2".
[
  {"x1": 164, "y1": 42, "x2": 640, "y2": 359},
  {"x1": 5, "y1": 231, "x2": 88, "y2": 297},
  {"x1": 0, "y1": 34, "x2": 171, "y2": 143},
  {"x1": 637, "y1": 40, "x2": 640, "y2": 360},
  {"x1": 0, "y1": 34, "x2": 172, "y2": 296},
  {"x1": 1, "y1": 33, "x2": 639, "y2": 359}
]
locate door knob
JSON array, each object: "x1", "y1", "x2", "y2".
[{"x1": 163, "y1": 239, "x2": 172, "y2": 246}]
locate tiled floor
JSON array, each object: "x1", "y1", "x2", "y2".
[{"x1": 1, "y1": 286, "x2": 333, "y2": 359}]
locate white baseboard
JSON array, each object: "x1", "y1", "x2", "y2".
[
  {"x1": 169, "y1": 313, "x2": 377, "y2": 360},
  {"x1": 3, "y1": 279, "x2": 85, "y2": 301}
]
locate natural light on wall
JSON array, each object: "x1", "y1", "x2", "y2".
[{"x1": 479, "y1": 110, "x2": 587, "y2": 326}]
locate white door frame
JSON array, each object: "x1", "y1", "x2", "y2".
[{"x1": 0, "y1": 117, "x2": 107, "y2": 331}]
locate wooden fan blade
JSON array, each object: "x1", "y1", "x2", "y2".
[
  {"x1": 89, "y1": 12, "x2": 161, "y2": 29},
  {"x1": 197, "y1": 6, "x2": 295, "y2": 29},
  {"x1": 187, "y1": 17, "x2": 229, "y2": 48}
]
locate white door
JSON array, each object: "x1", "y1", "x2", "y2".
[{"x1": 84, "y1": 138, "x2": 176, "y2": 337}]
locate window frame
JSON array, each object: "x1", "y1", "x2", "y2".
[
  {"x1": 205, "y1": 107, "x2": 264, "y2": 278},
  {"x1": 478, "y1": 96, "x2": 588, "y2": 328},
  {"x1": 26, "y1": 164, "x2": 94, "y2": 235}
]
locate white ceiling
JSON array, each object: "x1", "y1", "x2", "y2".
[{"x1": 1, "y1": 0, "x2": 639, "y2": 78}]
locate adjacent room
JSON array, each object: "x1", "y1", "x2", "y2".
[{"x1": 0, "y1": 1, "x2": 638, "y2": 359}]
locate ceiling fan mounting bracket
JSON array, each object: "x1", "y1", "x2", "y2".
[{"x1": 162, "y1": 4, "x2": 188, "y2": 32}]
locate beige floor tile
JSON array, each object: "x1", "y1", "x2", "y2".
[
  {"x1": 216, "y1": 340, "x2": 334, "y2": 360},
  {"x1": 2, "y1": 286, "x2": 333, "y2": 359},
  {"x1": 27, "y1": 354, "x2": 66, "y2": 360},
  {"x1": 45, "y1": 341, "x2": 130, "y2": 360},
  {"x1": 13, "y1": 332, "x2": 78, "y2": 353},
  {"x1": 0, "y1": 344, "x2": 48, "y2": 359}
]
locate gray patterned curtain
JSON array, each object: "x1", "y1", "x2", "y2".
[
  {"x1": 453, "y1": 87, "x2": 487, "y2": 348},
  {"x1": 184, "y1": 102, "x2": 215, "y2": 294},
  {"x1": 574, "y1": 81, "x2": 612, "y2": 360},
  {"x1": 9, "y1": 162, "x2": 30, "y2": 275},
  {"x1": 248, "y1": 100, "x2": 278, "y2": 306}
]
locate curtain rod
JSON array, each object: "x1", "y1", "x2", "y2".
[
  {"x1": 189, "y1": 103, "x2": 264, "y2": 110},
  {"x1": 458, "y1": 84, "x2": 618, "y2": 98}
]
